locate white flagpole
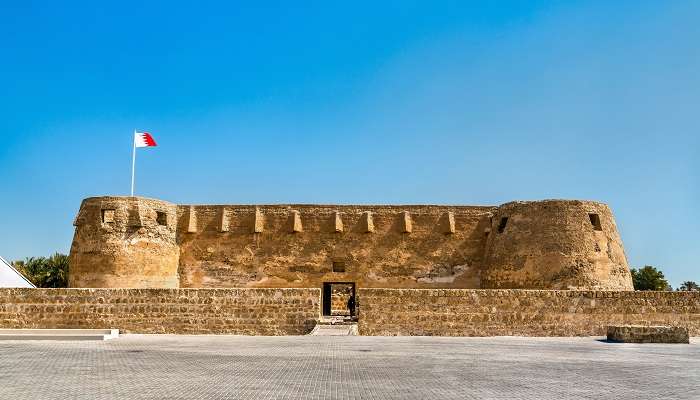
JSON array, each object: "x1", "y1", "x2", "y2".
[{"x1": 131, "y1": 130, "x2": 136, "y2": 196}]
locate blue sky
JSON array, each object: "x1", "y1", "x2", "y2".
[{"x1": 1, "y1": 1, "x2": 698, "y2": 286}]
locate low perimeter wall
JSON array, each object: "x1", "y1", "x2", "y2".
[
  {"x1": 2, "y1": 288, "x2": 697, "y2": 336},
  {"x1": 358, "y1": 289, "x2": 700, "y2": 336},
  {"x1": 0, "y1": 288, "x2": 320, "y2": 335}
]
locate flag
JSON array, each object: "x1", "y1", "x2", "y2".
[{"x1": 134, "y1": 132, "x2": 157, "y2": 148}]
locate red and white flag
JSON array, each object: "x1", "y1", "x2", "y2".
[
  {"x1": 131, "y1": 130, "x2": 158, "y2": 196},
  {"x1": 134, "y1": 131, "x2": 157, "y2": 148}
]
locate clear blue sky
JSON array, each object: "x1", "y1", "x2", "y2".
[{"x1": 1, "y1": 1, "x2": 698, "y2": 287}]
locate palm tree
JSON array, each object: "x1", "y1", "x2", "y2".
[
  {"x1": 679, "y1": 281, "x2": 699, "y2": 291},
  {"x1": 12, "y1": 253, "x2": 69, "y2": 288}
]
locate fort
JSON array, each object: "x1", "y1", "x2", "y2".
[
  {"x1": 68, "y1": 196, "x2": 633, "y2": 291},
  {"x1": 2, "y1": 196, "x2": 697, "y2": 337}
]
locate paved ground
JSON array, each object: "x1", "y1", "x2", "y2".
[{"x1": 0, "y1": 335, "x2": 697, "y2": 399}]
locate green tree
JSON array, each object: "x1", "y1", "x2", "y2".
[
  {"x1": 12, "y1": 253, "x2": 69, "y2": 288},
  {"x1": 679, "y1": 281, "x2": 699, "y2": 291},
  {"x1": 630, "y1": 265, "x2": 669, "y2": 291}
]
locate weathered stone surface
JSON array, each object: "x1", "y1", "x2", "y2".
[
  {"x1": 332, "y1": 211, "x2": 343, "y2": 233},
  {"x1": 400, "y1": 211, "x2": 412, "y2": 233},
  {"x1": 217, "y1": 208, "x2": 229, "y2": 232},
  {"x1": 607, "y1": 325, "x2": 690, "y2": 343},
  {"x1": 329, "y1": 283, "x2": 353, "y2": 315},
  {"x1": 442, "y1": 211, "x2": 456, "y2": 234},
  {"x1": 2, "y1": 288, "x2": 696, "y2": 337},
  {"x1": 360, "y1": 211, "x2": 374, "y2": 233},
  {"x1": 253, "y1": 207, "x2": 264, "y2": 233},
  {"x1": 186, "y1": 205, "x2": 197, "y2": 233},
  {"x1": 482, "y1": 200, "x2": 632, "y2": 290},
  {"x1": 288, "y1": 210, "x2": 303, "y2": 233},
  {"x1": 69, "y1": 196, "x2": 633, "y2": 291},
  {"x1": 358, "y1": 289, "x2": 700, "y2": 337},
  {"x1": 69, "y1": 197, "x2": 180, "y2": 288},
  {"x1": 0, "y1": 288, "x2": 319, "y2": 335}
]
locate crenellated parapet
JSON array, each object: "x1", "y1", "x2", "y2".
[
  {"x1": 173, "y1": 204, "x2": 493, "y2": 289},
  {"x1": 68, "y1": 197, "x2": 633, "y2": 290}
]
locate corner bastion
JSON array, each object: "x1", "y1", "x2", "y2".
[
  {"x1": 69, "y1": 197, "x2": 179, "y2": 288},
  {"x1": 68, "y1": 196, "x2": 633, "y2": 291}
]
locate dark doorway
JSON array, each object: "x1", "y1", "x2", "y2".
[{"x1": 322, "y1": 282, "x2": 355, "y2": 317}]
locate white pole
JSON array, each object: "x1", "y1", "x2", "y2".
[{"x1": 131, "y1": 130, "x2": 136, "y2": 196}]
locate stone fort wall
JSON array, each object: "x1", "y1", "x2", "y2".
[
  {"x1": 0, "y1": 288, "x2": 319, "y2": 335},
  {"x1": 358, "y1": 289, "x2": 700, "y2": 336},
  {"x1": 68, "y1": 196, "x2": 633, "y2": 290},
  {"x1": 1, "y1": 288, "x2": 695, "y2": 336}
]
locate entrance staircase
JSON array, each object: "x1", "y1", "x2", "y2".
[{"x1": 309, "y1": 316, "x2": 358, "y2": 336}]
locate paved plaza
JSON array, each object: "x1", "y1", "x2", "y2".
[{"x1": 0, "y1": 335, "x2": 697, "y2": 399}]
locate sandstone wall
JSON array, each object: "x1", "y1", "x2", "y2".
[
  {"x1": 0, "y1": 288, "x2": 319, "y2": 335},
  {"x1": 3, "y1": 288, "x2": 694, "y2": 337},
  {"x1": 176, "y1": 204, "x2": 492, "y2": 289},
  {"x1": 482, "y1": 200, "x2": 633, "y2": 290},
  {"x1": 68, "y1": 196, "x2": 633, "y2": 291},
  {"x1": 331, "y1": 284, "x2": 352, "y2": 315},
  {"x1": 70, "y1": 197, "x2": 180, "y2": 288},
  {"x1": 358, "y1": 289, "x2": 700, "y2": 336}
]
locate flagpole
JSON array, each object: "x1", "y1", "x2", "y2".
[{"x1": 130, "y1": 130, "x2": 136, "y2": 196}]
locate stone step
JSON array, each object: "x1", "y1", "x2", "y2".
[
  {"x1": 318, "y1": 316, "x2": 358, "y2": 326},
  {"x1": 0, "y1": 329, "x2": 119, "y2": 341},
  {"x1": 309, "y1": 324, "x2": 358, "y2": 336}
]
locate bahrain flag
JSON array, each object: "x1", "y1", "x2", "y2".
[{"x1": 134, "y1": 132, "x2": 157, "y2": 148}]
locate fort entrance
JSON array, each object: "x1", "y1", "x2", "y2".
[{"x1": 322, "y1": 282, "x2": 355, "y2": 317}]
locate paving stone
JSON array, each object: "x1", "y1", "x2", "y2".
[{"x1": 0, "y1": 335, "x2": 697, "y2": 399}]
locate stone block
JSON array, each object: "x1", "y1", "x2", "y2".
[
  {"x1": 441, "y1": 211, "x2": 455, "y2": 234},
  {"x1": 606, "y1": 325, "x2": 689, "y2": 344},
  {"x1": 253, "y1": 207, "x2": 264, "y2": 233},
  {"x1": 332, "y1": 211, "x2": 343, "y2": 233},
  {"x1": 218, "y1": 208, "x2": 229, "y2": 232},
  {"x1": 361, "y1": 211, "x2": 374, "y2": 233},
  {"x1": 127, "y1": 202, "x2": 144, "y2": 227},
  {"x1": 289, "y1": 210, "x2": 302, "y2": 233},
  {"x1": 400, "y1": 211, "x2": 412, "y2": 233},
  {"x1": 186, "y1": 206, "x2": 197, "y2": 233}
]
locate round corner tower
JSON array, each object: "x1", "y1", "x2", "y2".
[
  {"x1": 68, "y1": 196, "x2": 180, "y2": 288},
  {"x1": 481, "y1": 200, "x2": 633, "y2": 290}
]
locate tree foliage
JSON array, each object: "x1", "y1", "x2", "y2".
[
  {"x1": 630, "y1": 265, "x2": 670, "y2": 291},
  {"x1": 12, "y1": 253, "x2": 69, "y2": 288},
  {"x1": 679, "y1": 281, "x2": 699, "y2": 291}
]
